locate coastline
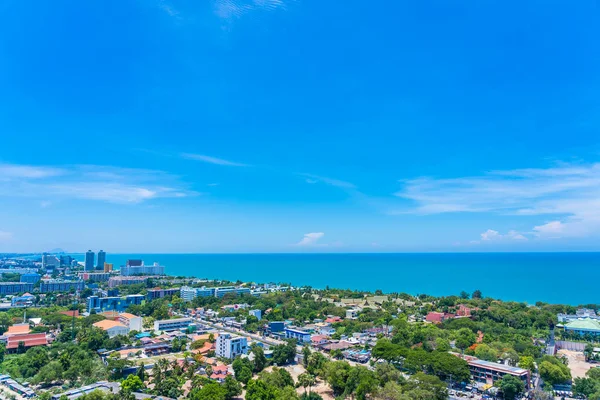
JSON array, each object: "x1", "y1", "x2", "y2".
[{"x1": 65, "y1": 252, "x2": 600, "y2": 305}]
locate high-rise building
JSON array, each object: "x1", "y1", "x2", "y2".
[
  {"x1": 60, "y1": 255, "x2": 73, "y2": 266},
  {"x1": 85, "y1": 250, "x2": 95, "y2": 271},
  {"x1": 96, "y1": 250, "x2": 106, "y2": 270},
  {"x1": 216, "y1": 333, "x2": 248, "y2": 359},
  {"x1": 42, "y1": 254, "x2": 60, "y2": 269}
]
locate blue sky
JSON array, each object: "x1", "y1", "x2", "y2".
[{"x1": 1, "y1": 0, "x2": 599, "y2": 253}]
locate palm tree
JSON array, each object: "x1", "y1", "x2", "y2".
[{"x1": 298, "y1": 372, "x2": 316, "y2": 394}]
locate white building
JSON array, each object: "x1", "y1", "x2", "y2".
[
  {"x1": 216, "y1": 333, "x2": 248, "y2": 359},
  {"x1": 153, "y1": 317, "x2": 192, "y2": 332},
  {"x1": 120, "y1": 261, "x2": 165, "y2": 276},
  {"x1": 180, "y1": 286, "x2": 216, "y2": 301},
  {"x1": 249, "y1": 309, "x2": 262, "y2": 320},
  {"x1": 93, "y1": 320, "x2": 129, "y2": 338},
  {"x1": 119, "y1": 312, "x2": 143, "y2": 332}
]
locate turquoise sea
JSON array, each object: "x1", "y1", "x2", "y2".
[{"x1": 76, "y1": 253, "x2": 600, "y2": 305}]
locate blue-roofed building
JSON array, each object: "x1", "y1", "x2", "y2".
[
  {"x1": 11, "y1": 293, "x2": 35, "y2": 307},
  {"x1": 269, "y1": 321, "x2": 285, "y2": 333},
  {"x1": 20, "y1": 273, "x2": 41, "y2": 284}
]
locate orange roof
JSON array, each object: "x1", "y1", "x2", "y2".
[
  {"x1": 119, "y1": 312, "x2": 138, "y2": 320},
  {"x1": 5, "y1": 324, "x2": 31, "y2": 336},
  {"x1": 60, "y1": 310, "x2": 80, "y2": 317},
  {"x1": 101, "y1": 311, "x2": 120, "y2": 320},
  {"x1": 6, "y1": 333, "x2": 48, "y2": 349},
  {"x1": 93, "y1": 320, "x2": 127, "y2": 331}
]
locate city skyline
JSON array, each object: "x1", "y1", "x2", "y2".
[{"x1": 1, "y1": 2, "x2": 600, "y2": 253}]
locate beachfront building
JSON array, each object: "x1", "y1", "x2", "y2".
[
  {"x1": 0, "y1": 282, "x2": 34, "y2": 295},
  {"x1": 558, "y1": 309, "x2": 600, "y2": 323},
  {"x1": 39, "y1": 279, "x2": 85, "y2": 293},
  {"x1": 87, "y1": 294, "x2": 144, "y2": 313},
  {"x1": 120, "y1": 260, "x2": 165, "y2": 276},
  {"x1": 215, "y1": 286, "x2": 251, "y2": 298},
  {"x1": 216, "y1": 333, "x2": 248, "y2": 359},
  {"x1": 93, "y1": 320, "x2": 129, "y2": 338},
  {"x1": 154, "y1": 317, "x2": 192, "y2": 332},
  {"x1": 563, "y1": 318, "x2": 600, "y2": 336},
  {"x1": 285, "y1": 327, "x2": 311, "y2": 344}
]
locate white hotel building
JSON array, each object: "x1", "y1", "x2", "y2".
[{"x1": 216, "y1": 333, "x2": 248, "y2": 359}]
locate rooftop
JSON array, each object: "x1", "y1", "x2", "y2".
[
  {"x1": 565, "y1": 318, "x2": 600, "y2": 331},
  {"x1": 93, "y1": 320, "x2": 128, "y2": 330}
]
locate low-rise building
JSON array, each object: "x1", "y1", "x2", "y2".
[
  {"x1": 108, "y1": 276, "x2": 148, "y2": 288},
  {"x1": 215, "y1": 286, "x2": 251, "y2": 298},
  {"x1": 6, "y1": 333, "x2": 48, "y2": 353},
  {"x1": 558, "y1": 309, "x2": 600, "y2": 323},
  {"x1": 285, "y1": 327, "x2": 311, "y2": 344},
  {"x1": 154, "y1": 317, "x2": 193, "y2": 332},
  {"x1": 216, "y1": 333, "x2": 248, "y2": 359},
  {"x1": 11, "y1": 292, "x2": 35, "y2": 307},
  {"x1": 467, "y1": 357, "x2": 529, "y2": 389},
  {"x1": 269, "y1": 321, "x2": 285, "y2": 333},
  {"x1": 118, "y1": 312, "x2": 143, "y2": 332},
  {"x1": 180, "y1": 286, "x2": 216, "y2": 301},
  {"x1": 93, "y1": 320, "x2": 129, "y2": 338},
  {"x1": 563, "y1": 318, "x2": 600, "y2": 336},
  {"x1": 40, "y1": 279, "x2": 84, "y2": 293},
  {"x1": 425, "y1": 311, "x2": 454, "y2": 324}
]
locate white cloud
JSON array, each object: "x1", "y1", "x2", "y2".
[
  {"x1": 296, "y1": 232, "x2": 325, "y2": 246},
  {"x1": 396, "y1": 162, "x2": 600, "y2": 238},
  {"x1": 476, "y1": 229, "x2": 528, "y2": 243},
  {"x1": 181, "y1": 153, "x2": 248, "y2": 167},
  {"x1": 0, "y1": 231, "x2": 13, "y2": 241},
  {"x1": 480, "y1": 229, "x2": 500, "y2": 241},
  {"x1": 0, "y1": 163, "x2": 196, "y2": 204},
  {"x1": 533, "y1": 221, "x2": 564, "y2": 236}
]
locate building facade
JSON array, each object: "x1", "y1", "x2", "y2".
[
  {"x1": 153, "y1": 317, "x2": 192, "y2": 332},
  {"x1": 20, "y1": 273, "x2": 41, "y2": 284},
  {"x1": 82, "y1": 272, "x2": 110, "y2": 282},
  {"x1": 93, "y1": 320, "x2": 129, "y2": 338},
  {"x1": 119, "y1": 260, "x2": 165, "y2": 276},
  {"x1": 40, "y1": 279, "x2": 85, "y2": 293},
  {"x1": 216, "y1": 333, "x2": 248, "y2": 359},
  {"x1": 108, "y1": 276, "x2": 148, "y2": 288},
  {"x1": 249, "y1": 309, "x2": 262, "y2": 320},
  {"x1": 146, "y1": 287, "x2": 180, "y2": 301},
  {"x1": 285, "y1": 327, "x2": 311, "y2": 343},
  {"x1": 85, "y1": 250, "x2": 95, "y2": 271},
  {"x1": 180, "y1": 286, "x2": 216, "y2": 301},
  {"x1": 118, "y1": 312, "x2": 143, "y2": 332},
  {"x1": 87, "y1": 294, "x2": 145, "y2": 313},
  {"x1": 0, "y1": 282, "x2": 34, "y2": 295},
  {"x1": 42, "y1": 254, "x2": 60, "y2": 269}
]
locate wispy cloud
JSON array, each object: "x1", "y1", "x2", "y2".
[
  {"x1": 476, "y1": 229, "x2": 527, "y2": 243},
  {"x1": 300, "y1": 174, "x2": 356, "y2": 190},
  {"x1": 0, "y1": 163, "x2": 196, "y2": 204},
  {"x1": 214, "y1": 0, "x2": 287, "y2": 20},
  {"x1": 158, "y1": 0, "x2": 180, "y2": 17},
  {"x1": 0, "y1": 164, "x2": 65, "y2": 179},
  {"x1": 181, "y1": 153, "x2": 249, "y2": 167},
  {"x1": 396, "y1": 162, "x2": 600, "y2": 238},
  {"x1": 0, "y1": 231, "x2": 13, "y2": 241},
  {"x1": 296, "y1": 232, "x2": 324, "y2": 246}
]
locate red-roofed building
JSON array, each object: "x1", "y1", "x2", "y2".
[
  {"x1": 210, "y1": 365, "x2": 230, "y2": 382},
  {"x1": 325, "y1": 316, "x2": 342, "y2": 323},
  {"x1": 6, "y1": 333, "x2": 48, "y2": 352},
  {"x1": 311, "y1": 335, "x2": 329, "y2": 346},
  {"x1": 455, "y1": 305, "x2": 478, "y2": 318},
  {"x1": 426, "y1": 312, "x2": 454, "y2": 324},
  {"x1": 60, "y1": 310, "x2": 80, "y2": 318}
]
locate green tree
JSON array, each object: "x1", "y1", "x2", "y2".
[
  {"x1": 472, "y1": 290, "x2": 482, "y2": 299},
  {"x1": 232, "y1": 357, "x2": 253, "y2": 384},
  {"x1": 474, "y1": 343, "x2": 498, "y2": 361},
  {"x1": 539, "y1": 358, "x2": 571, "y2": 386},
  {"x1": 497, "y1": 374, "x2": 524, "y2": 400},
  {"x1": 323, "y1": 361, "x2": 352, "y2": 396},
  {"x1": 573, "y1": 377, "x2": 599, "y2": 398},
  {"x1": 0, "y1": 313, "x2": 11, "y2": 335},
  {"x1": 223, "y1": 375, "x2": 242, "y2": 400},
  {"x1": 251, "y1": 345, "x2": 267, "y2": 372},
  {"x1": 302, "y1": 345, "x2": 311, "y2": 367},
  {"x1": 245, "y1": 379, "x2": 278, "y2": 400},
  {"x1": 455, "y1": 328, "x2": 476, "y2": 352},
  {"x1": 121, "y1": 374, "x2": 144, "y2": 393},
  {"x1": 518, "y1": 356, "x2": 535, "y2": 372},
  {"x1": 298, "y1": 373, "x2": 316, "y2": 394},
  {"x1": 190, "y1": 382, "x2": 227, "y2": 400}
]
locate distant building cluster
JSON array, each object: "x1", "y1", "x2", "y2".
[
  {"x1": 180, "y1": 286, "x2": 252, "y2": 301},
  {"x1": 119, "y1": 259, "x2": 165, "y2": 276}
]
